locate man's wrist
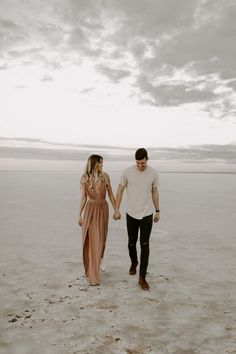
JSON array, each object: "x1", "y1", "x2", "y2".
[{"x1": 155, "y1": 209, "x2": 160, "y2": 213}]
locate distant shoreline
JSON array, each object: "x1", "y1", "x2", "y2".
[{"x1": 0, "y1": 170, "x2": 235, "y2": 174}]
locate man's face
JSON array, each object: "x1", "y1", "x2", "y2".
[{"x1": 136, "y1": 158, "x2": 147, "y2": 172}]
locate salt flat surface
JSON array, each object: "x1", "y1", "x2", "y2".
[{"x1": 0, "y1": 167, "x2": 236, "y2": 354}]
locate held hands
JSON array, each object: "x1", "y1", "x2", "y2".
[
  {"x1": 153, "y1": 212, "x2": 160, "y2": 223},
  {"x1": 113, "y1": 209, "x2": 121, "y2": 220}
]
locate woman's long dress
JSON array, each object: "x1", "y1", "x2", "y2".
[{"x1": 82, "y1": 178, "x2": 109, "y2": 285}]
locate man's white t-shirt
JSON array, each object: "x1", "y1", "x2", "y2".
[{"x1": 119, "y1": 165, "x2": 159, "y2": 220}]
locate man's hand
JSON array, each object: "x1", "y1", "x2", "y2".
[
  {"x1": 153, "y1": 212, "x2": 160, "y2": 223},
  {"x1": 113, "y1": 209, "x2": 121, "y2": 220}
]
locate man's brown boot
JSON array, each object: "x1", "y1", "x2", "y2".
[
  {"x1": 129, "y1": 262, "x2": 138, "y2": 275},
  {"x1": 139, "y1": 277, "x2": 149, "y2": 290}
]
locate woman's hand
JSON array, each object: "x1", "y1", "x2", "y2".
[
  {"x1": 113, "y1": 209, "x2": 121, "y2": 220},
  {"x1": 78, "y1": 216, "x2": 83, "y2": 227}
]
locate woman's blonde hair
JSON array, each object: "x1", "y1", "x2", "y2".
[
  {"x1": 84, "y1": 154, "x2": 103, "y2": 176},
  {"x1": 82, "y1": 154, "x2": 104, "y2": 186}
]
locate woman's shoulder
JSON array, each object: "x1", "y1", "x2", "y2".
[{"x1": 102, "y1": 172, "x2": 110, "y2": 185}]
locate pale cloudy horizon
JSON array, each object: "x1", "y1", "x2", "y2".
[
  {"x1": 0, "y1": 137, "x2": 236, "y2": 165},
  {"x1": 1, "y1": 136, "x2": 236, "y2": 173},
  {"x1": 1, "y1": 0, "x2": 236, "y2": 148}
]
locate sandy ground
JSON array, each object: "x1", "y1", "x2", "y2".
[{"x1": 0, "y1": 166, "x2": 236, "y2": 354}]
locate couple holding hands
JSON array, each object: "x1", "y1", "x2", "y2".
[{"x1": 78, "y1": 148, "x2": 160, "y2": 290}]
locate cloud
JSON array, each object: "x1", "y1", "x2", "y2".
[
  {"x1": 96, "y1": 64, "x2": 131, "y2": 83},
  {"x1": 16, "y1": 85, "x2": 28, "y2": 89},
  {"x1": 0, "y1": 63, "x2": 8, "y2": 70},
  {"x1": 68, "y1": 26, "x2": 88, "y2": 48},
  {"x1": 0, "y1": 17, "x2": 18, "y2": 29},
  {"x1": 98, "y1": 0, "x2": 236, "y2": 118},
  {"x1": 0, "y1": 17, "x2": 27, "y2": 52},
  {"x1": 36, "y1": 23, "x2": 66, "y2": 48},
  {"x1": 202, "y1": 96, "x2": 236, "y2": 120},
  {"x1": 1, "y1": 0, "x2": 236, "y2": 121},
  {"x1": 80, "y1": 87, "x2": 95, "y2": 94},
  {"x1": 136, "y1": 74, "x2": 219, "y2": 106},
  {"x1": 41, "y1": 75, "x2": 53, "y2": 82}
]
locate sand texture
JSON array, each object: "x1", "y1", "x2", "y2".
[{"x1": 0, "y1": 169, "x2": 236, "y2": 354}]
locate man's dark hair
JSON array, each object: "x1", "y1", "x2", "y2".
[{"x1": 135, "y1": 148, "x2": 148, "y2": 161}]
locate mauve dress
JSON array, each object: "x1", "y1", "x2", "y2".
[{"x1": 81, "y1": 177, "x2": 109, "y2": 284}]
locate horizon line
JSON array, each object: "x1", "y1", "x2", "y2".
[{"x1": 1, "y1": 136, "x2": 236, "y2": 150}]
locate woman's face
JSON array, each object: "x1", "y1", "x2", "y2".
[{"x1": 96, "y1": 160, "x2": 103, "y2": 173}]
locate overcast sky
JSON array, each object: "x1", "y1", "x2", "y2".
[{"x1": 1, "y1": 0, "x2": 236, "y2": 148}]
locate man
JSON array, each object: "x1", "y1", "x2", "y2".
[{"x1": 113, "y1": 148, "x2": 160, "y2": 290}]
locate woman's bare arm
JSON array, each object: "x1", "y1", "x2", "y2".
[
  {"x1": 78, "y1": 182, "x2": 87, "y2": 226},
  {"x1": 113, "y1": 184, "x2": 124, "y2": 220},
  {"x1": 105, "y1": 173, "x2": 116, "y2": 210}
]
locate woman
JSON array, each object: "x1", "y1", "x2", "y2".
[{"x1": 78, "y1": 155, "x2": 116, "y2": 286}]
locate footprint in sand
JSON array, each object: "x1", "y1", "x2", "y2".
[{"x1": 8, "y1": 309, "x2": 34, "y2": 325}]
